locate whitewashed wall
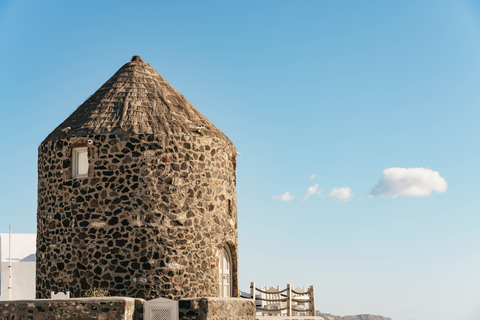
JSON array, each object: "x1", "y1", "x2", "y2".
[{"x1": 0, "y1": 234, "x2": 36, "y2": 300}]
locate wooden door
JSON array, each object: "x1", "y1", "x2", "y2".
[{"x1": 219, "y1": 247, "x2": 231, "y2": 297}]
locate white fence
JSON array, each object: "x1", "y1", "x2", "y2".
[{"x1": 250, "y1": 282, "x2": 315, "y2": 316}]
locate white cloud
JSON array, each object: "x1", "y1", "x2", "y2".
[
  {"x1": 371, "y1": 167, "x2": 447, "y2": 198},
  {"x1": 273, "y1": 191, "x2": 294, "y2": 202},
  {"x1": 328, "y1": 187, "x2": 352, "y2": 202},
  {"x1": 304, "y1": 184, "x2": 322, "y2": 201},
  {"x1": 309, "y1": 174, "x2": 317, "y2": 179}
]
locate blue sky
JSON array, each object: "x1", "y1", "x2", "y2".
[{"x1": 1, "y1": 1, "x2": 480, "y2": 319}]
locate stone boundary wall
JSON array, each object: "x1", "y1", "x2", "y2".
[
  {"x1": 0, "y1": 297, "x2": 144, "y2": 320},
  {"x1": 0, "y1": 297, "x2": 259, "y2": 320},
  {"x1": 179, "y1": 297, "x2": 255, "y2": 320}
]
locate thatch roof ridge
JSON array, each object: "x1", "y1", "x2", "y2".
[{"x1": 43, "y1": 55, "x2": 231, "y2": 144}]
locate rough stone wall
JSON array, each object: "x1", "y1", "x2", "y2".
[
  {"x1": 0, "y1": 297, "x2": 258, "y2": 320},
  {"x1": 179, "y1": 297, "x2": 255, "y2": 320},
  {"x1": 37, "y1": 133, "x2": 238, "y2": 300},
  {"x1": 0, "y1": 297, "x2": 143, "y2": 320}
]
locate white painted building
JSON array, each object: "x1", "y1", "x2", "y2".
[{"x1": 0, "y1": 233, "x2": 36, "y2": 300}]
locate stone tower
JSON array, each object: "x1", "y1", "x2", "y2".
[{"x1": 36, "y1": 56, "x2": 239, "y2": 300}]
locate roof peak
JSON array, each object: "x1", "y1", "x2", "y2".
[
  {"x1": 131, "y1": 55, "x2": 143, "y2": 62},
  {"x1": 42, "y1": 56, "x2": 231, "y2": 144}
]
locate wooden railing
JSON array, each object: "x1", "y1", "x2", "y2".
[{"x1": 250, "y1": 282, "x2": 315, "y2": 316}]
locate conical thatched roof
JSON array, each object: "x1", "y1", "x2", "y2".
[{"x1": 43, "y1": 55, "x2": 230, "y2": 143}]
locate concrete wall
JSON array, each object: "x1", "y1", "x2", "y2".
[
  {"x1": 0, "y1": 234, "x2": 36, "y2": 300},
  {"x1": 0, "y1": 262, "x2": 36, "y2": 300},
  {"x1": 0, "y1": 234, "x2": 36, "y2": 263}
]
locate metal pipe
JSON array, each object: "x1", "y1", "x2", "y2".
[{"x1": 8, "y1": 224, "x2": 12, "y2": 300}]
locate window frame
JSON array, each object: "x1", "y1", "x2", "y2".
[{"x1": 72, "y1": 147, "x2": 89, "y2": 179}]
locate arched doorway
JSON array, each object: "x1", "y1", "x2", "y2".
[{"x1": 219, "y1": 246, "x2": 232, "y2": 297}]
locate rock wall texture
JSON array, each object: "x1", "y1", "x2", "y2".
[
  {"x1": 179, "y1": 297, "x2": 255, "y2": 320},
  {"x1": 0, "y1": 297, "x2": 144, "y2": 320},
  {"x1": 0, "y1": 297, "x2": 257, "y2": 320},
  {"x1": 36, "y1": 133, "x2": 238, "y2": 300}
]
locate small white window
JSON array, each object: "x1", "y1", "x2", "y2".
[{"x1": 72, "y1": 147, "x2": 88, "y2": 179}]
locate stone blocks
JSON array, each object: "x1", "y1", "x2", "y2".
[
  {"x1": 0, "y1": 297, "x2": 144, "y2": 320},
  {"x1": 0, "y1": 297, "x2": 258, "y2": 320},
  {"x1": 179, "y1": 297, "x2": 256, "y2": 320},
  {"x1": 36, "y1": 133, "x2": 238, "y2": 300}
]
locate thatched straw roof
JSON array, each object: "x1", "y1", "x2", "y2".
[{"x1": 43, "y1": 55, "x2": 231, "y2": 143}]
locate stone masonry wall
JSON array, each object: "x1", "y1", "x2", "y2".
[
  {"x1": 179, "y1": 297, "x2": 255, "y2": 320},
  {"x1": 37, "y1": 133, "x2": 238, "y2": 300},
  {"x1": 0, "y1": 297, "x2": 144, "y2": 320},
  {"x1": 0, "y1": 297, "x2": 259, "y2": 320}
]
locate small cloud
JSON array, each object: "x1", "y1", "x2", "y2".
[
  {"x1": 309, "y1": 174, "x2": 317, "y2": 179},
  {"x1": 273, "y1": 191, "x2": 294, "y2": 202},
  {"x1": 371, "y1": 167, "x2": 447, "y2": 198},
  {"x1": 304, "y1": 184, "x2": 322, "y2": 201},
  {"x1": 328, "y1": 187, "x2": 352, "y2": 202}
]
